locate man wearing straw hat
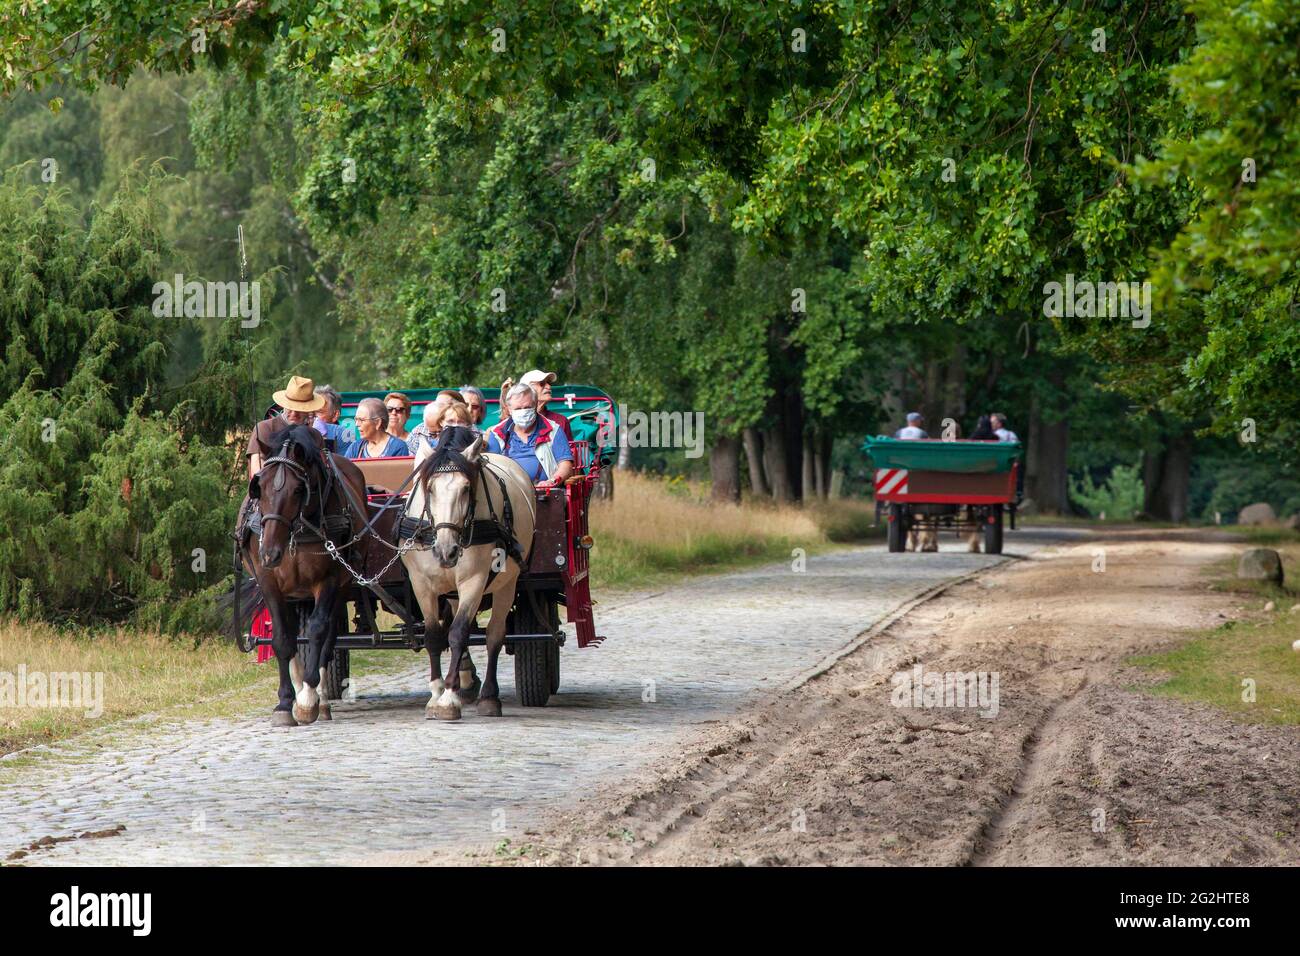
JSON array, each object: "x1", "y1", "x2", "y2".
[{"x1": 246, "y1": 375, "x2": 327, "y2": 478}]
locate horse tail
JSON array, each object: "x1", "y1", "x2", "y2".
[{"x1": 216, "y1": 575, "x2": 263, "y2": 631}]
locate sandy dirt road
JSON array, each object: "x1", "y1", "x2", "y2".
[
  {"x1": 381, "y1": 529, "x2": 1300, "y2": 866},
  {"x1": 0, "y1": 530, "x2": 1074, "y2": 865}
]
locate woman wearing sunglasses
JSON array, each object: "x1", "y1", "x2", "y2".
[{"x1": 383, "y1": 391, "x2": 413, "y2": 443}]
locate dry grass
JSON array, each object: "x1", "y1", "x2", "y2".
[
  {"x1": 0, "y1": 619, "x2": 414, "y2": 758},
  {"x1": 588, "y1": 471, "x2": 879, "y2": 589},
  {"x1": 0, "y1": 619, "x2": 266, "y2": 756}
]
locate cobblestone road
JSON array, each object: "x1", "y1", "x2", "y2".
[{"x1": 0, "y1": 533, "x2": 1069, "y2": 865}]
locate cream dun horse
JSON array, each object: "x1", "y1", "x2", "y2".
[{"x1": 401, "y1": 427, "x2": 537, "y2": 720}]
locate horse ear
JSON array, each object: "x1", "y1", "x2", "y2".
[
  {"x1": 463, "y1": 434, "x2": 486, "y2": 462},
  {"x1": 248, "y1": 474, "x2": 261, "y2": 500}
]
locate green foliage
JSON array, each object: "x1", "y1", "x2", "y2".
[
  {"x1": 0, "y1": 173, "x2": 238, "y2": 630},
  {"x1": 1069, "y1": 463, "x2": 1144, "y2": 520},
  {"x1": 1190, "y1": 451, "x2": 1300, "y2": 523}
]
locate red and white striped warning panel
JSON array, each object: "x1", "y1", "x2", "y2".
[{"x1": 874, "y1": 468, "x2": 909, "y2": 496}]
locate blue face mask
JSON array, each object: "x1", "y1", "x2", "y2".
[{"x1": 511, "y1": 408, "x2": 537, "y2": 429}]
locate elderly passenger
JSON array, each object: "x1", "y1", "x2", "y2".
[
  {"x1": 247, "y1": 375, "x2": 325, "y2": 478},
  {"x1": 501, "y1": 370, "x2": 573, "y2": 441},
  {"x1": 486, "y1": 383, "x2": 574, "y2": 486},
  {"x1": 407, "y1": 401, "x2": 438, "y2": 459},
  {"x1": 312, "y1": 384, "x2": 345, "y2": 450},
  {"x1": 436, "y1": 401, "x2": 473, "y2": 436},
  {"x1": 344, "y1": 397, "x2": 410, "y2": 459},
  {"x1": 458, "y1": 385, "x2": 487, "y2": 432},
  {"x1": 384, "y1": 391, "x2": 413, "y2": 443}
]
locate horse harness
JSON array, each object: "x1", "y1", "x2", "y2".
[
  {"x1": 397, "y1": 454, "x2": 526, "y2": 570},
  {"x1": 243, "y1": 439, "x2": 359, "y2": 558}
]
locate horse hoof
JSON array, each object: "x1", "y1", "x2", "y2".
[
  {"x1": 318, "y1": 704, "x2": 333, "y2": 721},
  {"x1": 457, "y1": 677, "x2": 481, "y2": 704},
  {"x1": 428, "y1": 704, "x2": 462, "y2": 721},
  {"x1": 271, "y1": 710, "x2": 298, "y2": 728},
  {"x1": 477, "y1": 697, "x2": 502, "y2": 718},
  {"x1": 293, "y1": 701, "x2": 320, "y2": 725}
]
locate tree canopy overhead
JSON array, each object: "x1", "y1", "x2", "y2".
[{"x1": 2, "y1": 0, "x2": 1296, "y2": 521}]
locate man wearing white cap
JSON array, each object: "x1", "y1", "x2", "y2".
[
  {"x1": 247, "y1": 375, "x2": 326, "y2": 478},
  {"x1": 501, "y1": 369, "x2": 574, "y2": 443}
]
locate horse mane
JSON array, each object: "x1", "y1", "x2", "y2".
[
  {"x1": 265, "y1": 424, "x2": 324, "y2": 473},
  {"x1": 414, "y1": 426, "x2": 481, "y2": 490}
]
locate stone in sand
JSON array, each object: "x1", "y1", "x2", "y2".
[
  {"x1": 1237, "y1": 502, "x2": 1277, "y2": 526},
  {"x1": 1237, "y1": 548, "x2": 1283, "y2": 584}
]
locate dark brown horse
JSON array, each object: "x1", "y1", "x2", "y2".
[{"x1": 239, "y1": 425, "x2": 370, "y2": 726}]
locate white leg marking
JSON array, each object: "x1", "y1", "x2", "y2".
[
  {"x1": 436, "y1": 687, "x2": 460, "y2": 712},
  {"x1": 289, "y1": 654, "x2": 304, "y2": 694}
]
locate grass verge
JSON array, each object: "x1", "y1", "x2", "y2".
[
  {"x1": 1130, "y1": 542, "x2": 1300, "y2": 725},
  {"x1": 0, "y1": 617, "x2": 412, "y2": 758},
  {"x1": 588, "y1": 472, "x2": 880, "y2": 590}
]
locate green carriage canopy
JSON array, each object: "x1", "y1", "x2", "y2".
[
  {"x1": 334, "y1": 385, "x2": 618, "y2": 464},
  {"x1": 862, "y1": 436, "x2": 1022, "y2": 474}
]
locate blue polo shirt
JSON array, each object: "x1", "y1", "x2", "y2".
[
  {"x1": 343, "y1": 435, "x2": 410, "y2": 459},
  {"x1": 487, "y1": 422, "x2": 572, "y2": 481}
]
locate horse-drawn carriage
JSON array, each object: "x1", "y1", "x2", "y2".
[
  {"x1": 863, "y1": 436, "x2": 1022, "y2": 554},
  {"x1": 235, "y1": 385, "x2": 616, "y2": 713}
]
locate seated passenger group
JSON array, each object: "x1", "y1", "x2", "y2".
[{"x1": 268, "y1": 368, "x2": 575, "y2": 487}]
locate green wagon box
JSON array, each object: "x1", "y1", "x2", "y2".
[{"x1": 862, "y1": 437, "x2": 1024, "y2": 554}]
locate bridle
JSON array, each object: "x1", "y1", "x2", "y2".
[
  {"x1": 258, "y1": 438, "x2": 331, "y2": 551},
  {"x1": 414, "y1": 446, "x2": 522, "y2": 567},
  {"x1": 422, "y1": 455, "x2": 482, "y2": 554}
]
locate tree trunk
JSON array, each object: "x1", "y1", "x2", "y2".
[
  {"x1": 783, "y1": 391, "x2": 805, "y2": 501},
  {"x1": 742, "y1": 427, "x2": 769, "y2": 497},
  {"x1": 943, "y1": 341, "x2": 968, "y2": 433},
  {"x1": 709, "y1": 435, "x2": 741, "y2": 504},
  {"x1": 1026, "y1": 387, "x2": 1070, "y2": 513},
  {"x1": 1143, "y1": 431, "x2": 1192, "y2": 522},
  {"x1": 820, "y1": 432, "x2": 833, "y2": 498},
  {"x1": 882, "y1": 363, "x2": 908, "y2": 435},
  {"x1": 812, "y1": 430, "x2": 826, "y2": 501},
  {"x1": 921, "y1": 359, "x2": 943, "y2": 433},
  {"x1": 801, "y1": 431, "x2": 815, "y2": 506},
  {"x1": 763, "y1": 426, "x2": 794, "y2": 502}
]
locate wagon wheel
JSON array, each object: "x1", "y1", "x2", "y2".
[
  {"x1": 887, "y1": 503, "x2": 908, "y2": 552},
  {"x1": 294, "y1": 646, "x2": 349, "y2": 701},
  {"x1": 511, "y1": 595, "x2": 557, "y2": 707},
  {"x1": 983, "y1": 505, "x2": 1004, "y2": 555}
]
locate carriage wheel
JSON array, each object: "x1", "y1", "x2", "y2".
[
  {"x1": 511, "y1": 597, "x2": 555, "y2": 707},
  {"x1": 984, "y1": 505, "x2": 1004, "y2": 555},
  {"x1": 295, "y1": 647, "x2": 349, "y2": 701},
  {"x1": 887, "y1": 503, "x2": 908, "y2": 552},
  {"x1": 514, "y1": 642, "x2": 551, "y2": 707}
]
